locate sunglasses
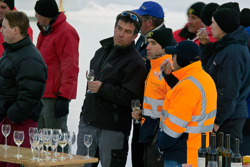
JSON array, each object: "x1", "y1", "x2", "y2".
[{"x1": 121, "y1": 12, "x2": 139, "y2": 23}]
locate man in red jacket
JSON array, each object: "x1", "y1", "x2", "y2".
[
  {"x1": 34, "y1": 0, "x2": 79, "y2": 153},
  {"x1": 173, "y1": 2, "x2": 205, "y2": 44},
  {"x1": 0, "y1": 0, "x2": 33, "y2": 57}
]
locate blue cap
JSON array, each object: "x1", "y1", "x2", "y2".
[
  {"x1": 165, "y1": 41, "x2": 200, "y2": 67},
  {"x1": 132, "y1": 1, "x2": 164, "y2": 19}
]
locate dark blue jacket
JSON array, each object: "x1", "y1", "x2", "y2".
[
  {"x1": 135, "y1": 24, "x2": 177, "y2": 73},
  {"x1": 200, "y1": 26, "x2": 250, "y2": 126}
]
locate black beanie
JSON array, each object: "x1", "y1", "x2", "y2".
[
  {"x1": 147, "y1": 28, "x2": 173, "y2": 48},
  {"x1": 218, "y1": 2, "x2": 240, "y2": 14},
  {"x1": 34, "y1": 0, "x2": 59, "y2": 18},
  {"x1": 200, "y1": 3, "x2": 219, "y2": 26},
  {"x1": 240, "y1": 8, "x2": 250, "y2": 28},
  {"x1": 213, "y1": 8, "x2": 240, "y2": 33},
  {"x1": 187, "y1": 2, "x2": 206, "y2": 18},
  {"x1": 1, "y1": 0, "x2": 14, "y2": 10}
]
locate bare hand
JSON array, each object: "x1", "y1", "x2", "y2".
[
  {"x1": 131, "y1": 109, "x2": 142, "y2": 120},
  {"x1": 160, "y1": 58, "x2": 173, "y2": 75},
  {"x1": 197, "y1": 28, "x2": 210, "y2": 45},
  {"x1": 88, "y1": 80, "x2": 102, "y2": 93},
  {"x1": 213, "y1": 123, "x2": 220, "y2": 132}
]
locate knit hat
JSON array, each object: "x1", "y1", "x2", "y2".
[
  {"x1": 147, "y1": 28, "x2": 173, "y2": 48},
  {"x1": 218, "y1": 2, "x2": 240, "y2": 14},
  {"x1": 187, "y1": 2, "x2": 206, "y2": 18},
  {"x1": 132, "y1": 1, "x2": 164, "y2": 19},
  {"x1": 165, "y1": 41, "x2": 201, "y2": 68},
  {"x1": 1, "y1": 0, "x2": 14, "y2": 10},
  {"x1": 200, "y1": 3, "x2": 219, "y2": 26},
  {"x1": 240, "y1": 8, "x2": 250, "y2": 28},
  {"x1": 34, "y1": 0, "x2": 59, "y2": 18},
  {"x1": 213, "y1": 8, "x2": 240, "y2": 33}
]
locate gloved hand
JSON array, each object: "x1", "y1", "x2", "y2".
[{"x1": 54, "y1": 96, "x2": 70, "y2": 118}]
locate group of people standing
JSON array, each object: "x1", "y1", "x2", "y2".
[{"x1": 0, "y1": 0, "x2": 249, "y2": 167}]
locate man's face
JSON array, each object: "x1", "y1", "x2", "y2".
[
  {"x1": 146, "y1": 38, "x2": 164, "y2": 60},
  {"x1": 210, "y1": 17, "x2": 226, "y2": 40},
  {"x1": 35, "y1": 12, "x2": 47, "y2": 27},
  {"x1": 187, "y1": 14, "x2": 203, "y2": 34},
  {"x1": 0, "y1": 1, "x2": 11, "y2": 24},
  {"x1": 172, "y1": 54, "x2": 181, "y2": 71},
  {"x1": 0, "y1": 18, "x2": 15, "y2": 44},
  {"x1": 114, "y1": 20, "x2": 137, "y2": 48}
]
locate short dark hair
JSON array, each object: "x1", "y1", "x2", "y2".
[
  {"x1": 4, "y1": 11, "x2": 29, "y2": 37},
  {"x1": 115, "y1": 10, "x2": 142, "y2": 35},
  {"x1": 142, "y1": 15, "x2": 164, "y2": 28}
]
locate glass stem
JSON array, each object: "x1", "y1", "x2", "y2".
[
  {"x1": 69, "y1": 145, "x2": 72, "y2": 156},
  {"x1": 61, "y1": 147, "x2": 64, "y2": 158},
  {"x1": 18, "y1": 145, "x2": 20, "y2": 155},
  {"x1": 38, "y1": 148, "x2": 40, "y2": 160},
  {"x1": 32, "y1": 147, "x2": 35, "y2": 158},
  {"x1": 5, "y1": 136, "x2": 7, "y2": 146},
  {"x1": 53, "y1": 148, "x2": 55, "y2": 159},
  {"x1": 87, "y1": 146, "x2": 89, "y2": 157},
  {"x1": 55, "y1": 147, "x2": 57, "y2": 154},
  {"x1": 46, "y1": 146, "x2": 49, "y2": 157}
]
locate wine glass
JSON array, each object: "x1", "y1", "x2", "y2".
[
  {"x1": 29, "y1": 127, "x2": 38, "y2": 160},
  {"x1": 39, "y1": 129, "x2": 46, "y2": 154},
  {"x1": 50, "y1": 134, "x2": 60, "y2": 161},
  {"x1": 58, "y1": 133, "x2": 68, "y2": 160},
  {"x1": 1, "y1": 124, "x2": 11, "y2": 148},
  {"x1": 43, "y1": 128, "x2": 52, "y2": 159},
  {"x1": 131, "y1": 99, "x2": 141, "y2": 124},
  {"x1": 84, "y1": 134, "x2": 93, "y2": 158},
  {"x1": 86, "y1": 69, "x2": 95, "y2": 93},
  {"x1": 13, "y1": 131, "x2": 24, "y2": 158},
  {"x1": 53, "y1": 129, "x2": 62, "y2": 156},
  {"x1": 66, "y1": 131, "x2": 76, "y2": 157},
  {"x1": 33, "y1": 133, "x2": 43, "y2": 162}
]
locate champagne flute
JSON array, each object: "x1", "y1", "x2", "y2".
[
  {"x1": 13, "y1": 131, "x2": 24, "y2": 158},
  {"x1": 1, "y1": 124, "x2": 11, "y2": 148},
  {"x1": 43, "y1": 128, "x2": 52, "y2": 159},
  {"x1": 53, "y1": 129, "x2": 62, "y2": 156},
  {"x1": 58, "y1": 133, "x2": 68, "y2": 160},
  {"x1": 84, "y1": 134, "x2": 93, "y2": 158},
  {"x1": 131, "y1": 99, "x2": 141, "y2": 124},
  {"x1": 86, "y1": 69, "x2": 95, "y2": 93},
  {"x1": 39, "y1": 129, "x2": 46, "y2": 154},
  {"x1": 66, "y1": 131, "x2": 76, "y2": 157},
  {"x1": 34, "y1": 133, "x2": 43, "y2": 162},
  {"x1": 50, "y1": 134, "x2": 60, "y2": 161}
]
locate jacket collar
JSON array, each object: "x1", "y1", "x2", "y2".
[
  {"x1": 172, "y1": 61, "x2": 202, "y2": 81},
  {"x1": 179, "y1": 23, "x2": 196, "y2": 40},
  {"x1": 150, "y1": 54, "x2": 172, "y2": 70},
  {"x1": 37, "y1": 12, "x2": 65, "y2": 36},
  {"x1": 2, "y1": 35, "x2": 31, "y2": 52},
  {"x1": 142, "y1": 23, "x2": 165, "y2": 44}
]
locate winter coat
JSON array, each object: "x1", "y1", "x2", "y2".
[{"x1": 0, "y1": 36, "x2": 47, "y2": 123}]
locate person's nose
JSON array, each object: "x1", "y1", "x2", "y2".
[{"x1": 146, "y1": 44, "x2": 151, "y2": 50}]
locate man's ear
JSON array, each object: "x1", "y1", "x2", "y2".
[
  {"x1": 132, "y1": 33, "x2": 138, "y2": 41},
  {"x1": 14, "y1": 26, "x2": 19, "y2": 35}
]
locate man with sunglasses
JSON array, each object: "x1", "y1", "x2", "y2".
[
  {"x1": 76, "y1": 11, "x2": 147, "y2": 167},
  {"x1": 0, "y1": 0, "x2": 33, "y2": 57}
]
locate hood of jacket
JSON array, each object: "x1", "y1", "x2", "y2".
[{"x1": 212, "y1": 26, "x2": 249, "y2": 51}]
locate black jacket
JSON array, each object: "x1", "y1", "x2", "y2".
[
  {"x1": 200, "y1": 26, "x2": 250, "y2": 126},
  {"x1": 81, "y1": 37, "x2": 147, "y2": 134},
  {"x1": 0, "y1": 36, "x2": 47, "y2": 123}
]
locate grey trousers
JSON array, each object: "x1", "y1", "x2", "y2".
[
  {"x1": 77, "y1": 118, "x2": 129, "y2": 167},
  {"x1": 38, "y1": 98, "x2": 69, "y2": 153}
]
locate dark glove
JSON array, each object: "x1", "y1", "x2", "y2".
[{"x1": 54, "y1": 96, "x2": 70, "y2": 118}]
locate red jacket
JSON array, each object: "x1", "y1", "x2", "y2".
[
  {"x1": 0, "y1": 7, "x2": 33, "y2": 57},
  {"x1": 36, "y1": 12, "x2": 79, "y2": 99}
]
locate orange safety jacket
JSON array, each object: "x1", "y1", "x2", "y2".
[
  {"x1": 156, "y1": 61, "x2": 217, "y2": 167},
  {"x1": 139, "y1": 54, "x2": 172, "y2": 143}
]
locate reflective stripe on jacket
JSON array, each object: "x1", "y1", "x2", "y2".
[
  {"x1": 158, "y1": 61, "x2": 217, "y2": 167},
  {"x1": 139, "y1": 54, "x2": 171, "y2": 143}
]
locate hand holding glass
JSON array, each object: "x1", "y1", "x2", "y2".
[
  {"x1": 131, "y1": 99, "x2": 141, "y2": 124},
  {"x1": 1, "y1": 124, "x2": 11, "y2": 148},
  {"x1": 86, "y1": 69, "x2": 95, "y2": 93},
  {"x1": 84, "y1": 134, "x2": 93, "y2": 158},
  {"x1": 13, "y1": 131, "x2": 24, "y2": 158}
]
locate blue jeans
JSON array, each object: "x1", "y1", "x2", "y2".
[{"x1": 164, "y1": 160, "x2": 182, "y2": 167}]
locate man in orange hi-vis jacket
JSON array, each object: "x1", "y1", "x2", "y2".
[{"x1": 156, "y1": 40, "x2": 217, "y2": 167}]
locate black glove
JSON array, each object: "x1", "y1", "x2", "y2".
[{"x1": 54, "y1": 96, "x2": 70, "y2": 118}]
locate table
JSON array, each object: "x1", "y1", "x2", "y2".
[{"x1": 0, "y1": 144, "x2": 98, "y2": 167}]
